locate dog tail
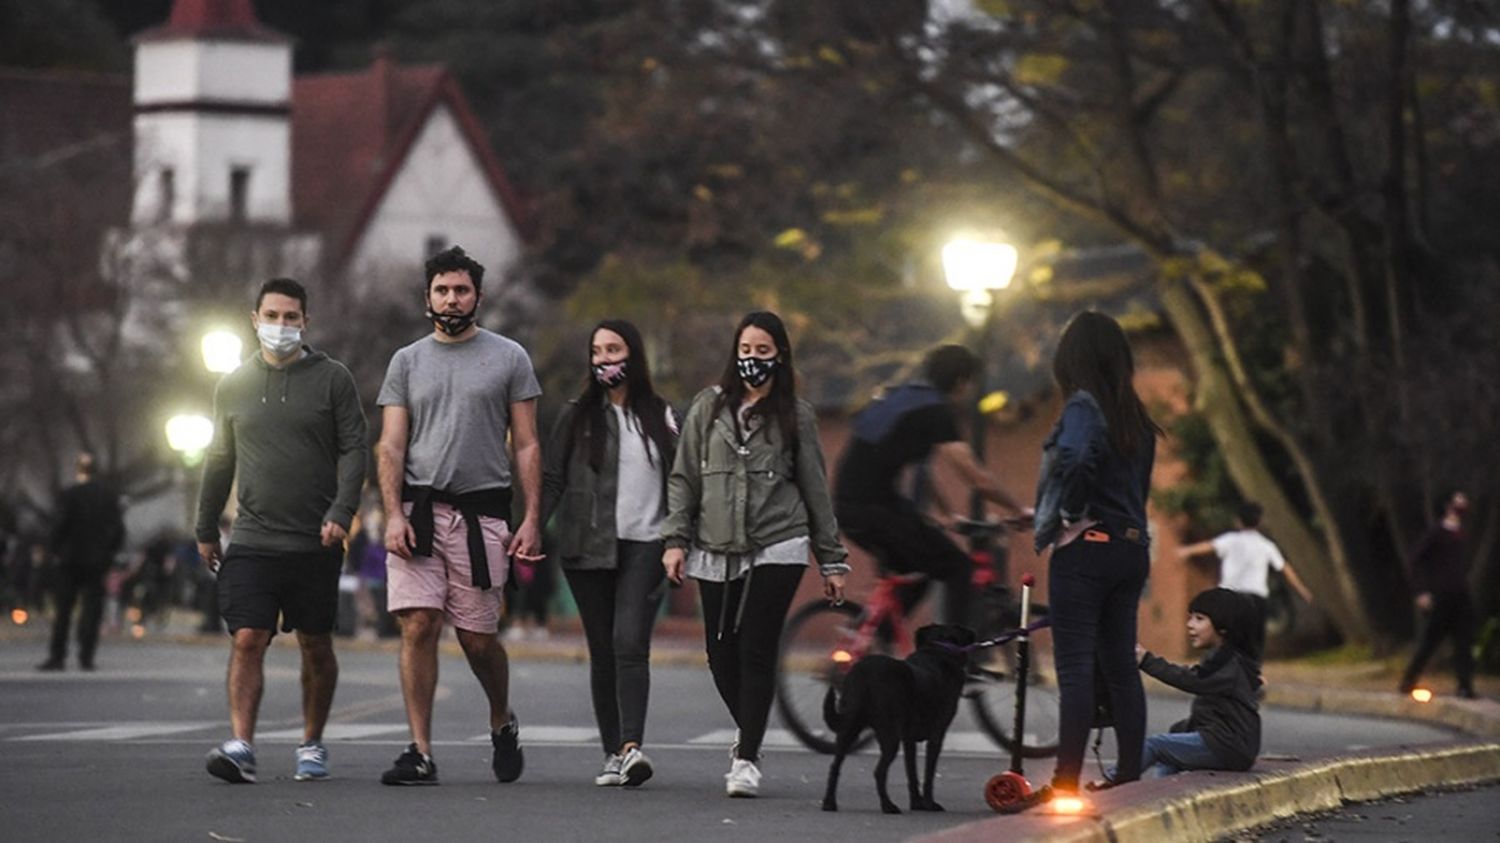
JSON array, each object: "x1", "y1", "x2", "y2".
[{"x1": 823, "y1": 683, "x2": 843, "y2": 733}]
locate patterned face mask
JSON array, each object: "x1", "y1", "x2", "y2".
[
  {"x1": 736, "y1": 355, "x2": 778, "y2": 388},
  {"x1": 425, "y1": 305, "x2": 477, "y2": 336},
  {"x1": 592, "y1": 359, "x2": 628, "y2": 388}
]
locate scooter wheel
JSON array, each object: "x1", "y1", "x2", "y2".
[{"x1": 985, "y1": 771, "x2": 1032, "y2": 812}]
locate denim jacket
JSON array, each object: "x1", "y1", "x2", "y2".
[{"x1": 1033, "y1": 389, "x2": 1154, "y2": 552}]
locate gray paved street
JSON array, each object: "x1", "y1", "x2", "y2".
[{"x1": 0, "y1": 637, "x2": 1462, "y2": 842}]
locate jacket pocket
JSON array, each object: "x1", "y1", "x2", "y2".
[{"x1": 557, "y1": 489, "x2": 592, "y2": 557}]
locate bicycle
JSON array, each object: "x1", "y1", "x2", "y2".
[{"x1": 775, "y1": 518, "x2": 1060, "y2": 757}]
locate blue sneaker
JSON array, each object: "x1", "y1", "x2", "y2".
[
  {"x1": 206, "y1": 739, "x2": 257, "y2": 784},
  {"x1": 294, "y1": 741, "x2": 330, "y2": 781}
]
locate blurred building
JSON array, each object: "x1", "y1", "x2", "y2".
[{"x1": 2, "y1": 0, "x2": 528, "y2": 300}]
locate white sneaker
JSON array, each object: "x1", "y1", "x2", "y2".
[
  {"x1": 621, "y1": 746, "x2": 653, "y2": 787},
  {"x1": 594, "y1": 753, "x2": 623, "y2": 786},
  {"x1": 725, "y1": 758, "x2": 761, "y2": 797}
]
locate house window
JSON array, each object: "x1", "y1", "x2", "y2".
[
  {"x1": 158, "y1": 167, "x2": 175, "y2": 223},
  {"x1": 425, "y1": 234, "x2": 448, "y2": 259},
  {"x1": 229, "y1": 166, "x2": 251, "y2": 222}
]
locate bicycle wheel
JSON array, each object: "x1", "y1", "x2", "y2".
[
  {"x1": 969, "y1": 636, "x2": 1061, "y2": 758},
  {"x1": 775, "y1": 599, "x2": 884, "y2": 754}
]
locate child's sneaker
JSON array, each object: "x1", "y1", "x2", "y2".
[
  {"x1": 725, "y1": 758, "x2": 760, "y2": 797},
  {"x1": 206, "y1": 739, "x2": 257, "y2": 784},
  {"x1": 594, "y1": 753, "x2": 624, "y2": 786},
  {"x1": 380, "y1": 743, "x2": 438, "y2": 785},
  {"x1": 294, "y1": 741, "x2": 329, "y2": 781},
  {"x1": 491, "y1": 713, "x2": 524, "y2": 783},
  {"x1": 621, "y1": 746, "x2": 653, "y2": 787}
]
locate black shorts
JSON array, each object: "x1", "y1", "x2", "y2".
[{"x1": 217, "y1": 545, "x2": 342, "y2": 635}]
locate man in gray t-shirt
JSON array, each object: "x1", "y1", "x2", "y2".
[{"x1": 374, "y1": 245, "x2": 543, "y2": 786}]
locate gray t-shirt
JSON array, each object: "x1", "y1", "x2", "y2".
[{"x1": 377, "y1": 330, "x2": 542, "y2": 493}]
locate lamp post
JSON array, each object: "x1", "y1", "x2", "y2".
[
  {"x1": 943, "y1": 238, "x2": 1018, "y2": 560},
  {"x1": 165, "y1": 413, "x2": 213, "y2": 530}
]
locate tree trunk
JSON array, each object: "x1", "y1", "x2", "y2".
[{"x1": 1157, "y1": 279, "x2": 1376, "y2": 644}]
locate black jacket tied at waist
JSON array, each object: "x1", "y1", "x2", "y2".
[{"x1": 402, "y1": 485, "x2": 513, "y2": 590}]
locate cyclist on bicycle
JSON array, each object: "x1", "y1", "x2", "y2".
[{"x1": 833, "y1": 345, "x2": 1030, "y2": 627}]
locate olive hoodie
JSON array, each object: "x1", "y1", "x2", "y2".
[{"x1": 195, "y1": 347, "x2": 367, "y2": 553}]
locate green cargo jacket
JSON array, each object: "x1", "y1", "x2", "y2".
[
  {"x1": 662, "y1": 387, "x2": 848, "y2": 575},
  {"x1": 542, "y1": 399, "x2": 676, "y2": 570}
]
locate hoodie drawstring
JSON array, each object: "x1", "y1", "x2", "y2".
[{"x1": 715, "y1": 555, "x2": 755, "y2": 641}]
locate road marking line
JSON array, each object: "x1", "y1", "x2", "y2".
[
  {"x1": 257, "y1": 724, "x2": 409, "y2": 741},
  {"x1": 14, "y1": 722, "x2": 218, "y2": 741},
  {"x1": 465, "y1": 726, "x2": 600, "y2": 743}
]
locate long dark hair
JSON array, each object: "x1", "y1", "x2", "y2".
[
  {"x1": 1051, "y1": 311, "x2": 1163, "y2": 455},
  {"x1": 713, "y1": 311, "x2": 799, "y2": 452},
  {"x1": 566, "y1": 320, "x2": 675, "y2": 475}
]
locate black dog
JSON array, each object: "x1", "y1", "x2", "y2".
[{"x1": 821, "y1": 623, "x2": 976, "y2": 814}]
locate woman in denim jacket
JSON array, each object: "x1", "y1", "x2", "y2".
[
  {"x1": 542, "y1": 320, "x2": 677, "y2": 788},
  {"x1": 661, "y1": 311, "x2": 848, "y2": 798},
  {"x1": 1013, "y1": 311, "x2": 1162, "y2": 810}
]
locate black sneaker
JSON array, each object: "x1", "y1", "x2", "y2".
[
  {"x1": 491, "y1": 714, "x2": 524, "y2": 783},
  {"x1": 381, "y1": 743, "x2": 438, "y2": 785}
]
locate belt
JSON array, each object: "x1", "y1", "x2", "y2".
[{"x1": 403, "y1": 485, "x2": 512, "y2": 590}]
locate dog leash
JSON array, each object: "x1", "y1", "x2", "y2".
[{"x1": 934, "y1": 617, "x2": 1052, "y2": 654}]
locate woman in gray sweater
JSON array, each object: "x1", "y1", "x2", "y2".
[{"x1": 543, "y1": 320, "x2": 677, "y2": 788}]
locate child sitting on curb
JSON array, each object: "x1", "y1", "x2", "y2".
[{"x1": 1096, "y1": 587, "x2": 1262, "y2": 787}]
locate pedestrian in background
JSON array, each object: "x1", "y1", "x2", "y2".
[
  {"x1": 196, "y1": 277, "x2": 368, "y2": 784},
  {"x1": 662, "y1": 311, "x2": 848, "y2": 798},
  {"x1": 1010, "y1": 311, "x2": 1162, "y2": 812},
  {"x1": 376, "y1": 245, "x2": 544, "y2": 786},
  {"x1": 38, "y1": 453, "x2": 124, "y2": 672},
  {"x1": 543, "y1": 319, "x2": 678, "y2": 788},
  {"x1": 1177, "y1": 501, "x2": 1314, "y2": 658},
  {"x1": 1399, "y1": 490, "x2": 1477, "y2": 699}
]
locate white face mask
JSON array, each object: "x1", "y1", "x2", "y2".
[{"x1": 256, "y1": 323, "x2": 302, "y2": 357}]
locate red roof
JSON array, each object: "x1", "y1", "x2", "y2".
[
  {"x1": 291, "y1": 55, "x2": 531, "y2": 263},
  {"x1": 136, "y1": 0, "x2": 286, "y2": 43}
]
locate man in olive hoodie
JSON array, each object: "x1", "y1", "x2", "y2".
[{"x1": 196, "y1": 278, "x2": 368, "y2": 784}]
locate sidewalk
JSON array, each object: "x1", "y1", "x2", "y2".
[{"x1": 920, "y1": 659, "x2": 1500, "y2": 842}]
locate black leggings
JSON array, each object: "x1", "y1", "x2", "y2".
[
  {"x1": 564, "y1": 540, "x2": 665, "y2": 754},
  {"x1": 696, "y1": 564, "x2": 806, "y2": 761}
]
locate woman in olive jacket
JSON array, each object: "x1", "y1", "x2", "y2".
[
  {"x1": 661, "y1": 311, "x2": 848, "y2": 799},
  {"x1": 543, "y1": 320, "x2": 677, "y2": 789}
]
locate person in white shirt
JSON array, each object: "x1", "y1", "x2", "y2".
[{"x1": 1178, "y1": 502, "x2": 1313, "y2": 657}]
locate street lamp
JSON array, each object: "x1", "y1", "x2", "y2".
[
  {"x1": 201, "y1": 329, "x2": 243, "y2": 374},
  {"x1": 943, "y1": 237, "x2": 1019, "y2": 586},
  {"x1": 165, "y1": 413, "x2": 213, "y2": 466}
]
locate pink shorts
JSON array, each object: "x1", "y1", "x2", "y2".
[{"x1": 387, "y1": 502, "x2": 511, "y2": 633}]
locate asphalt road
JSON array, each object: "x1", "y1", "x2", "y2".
[
  {"x1": 1238, "y1": 783, "x2": 1500, "y2": 842},
  {"x1": 0, "y1": 638, "x2": 1462, "y2": 843}
]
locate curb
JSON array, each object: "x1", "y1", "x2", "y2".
[
  {"x1": 918, "y1": 742, "x2": 1500, "y2": 843},
  {"x1": 1264, "y1": 683, "x2": 1500, "y2": 739}
]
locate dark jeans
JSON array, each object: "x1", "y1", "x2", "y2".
[
  {"x1": 697, "y1": 564, "x2": 805, "y2": 761},
  {"x1": 837, "y1": 500, "x2": 975, "y2": 626},
  {"x1": 1048, "y1": 537, "x2": 1150, "y2": 790},
  {"x1": 1246, "y1": 593, "x2": 1268, "y2": 660},
  {"x1": 1401, "y1": 591, "x2": 1476, "y2": 694},
  {"x1": 48, "y1": 560, "x2": 107, "y2": 666},
  {"x1": 564, "y1": 540, "x2": 666, "y2": 754}
]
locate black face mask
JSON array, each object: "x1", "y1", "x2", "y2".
[
  {"x1": 737, "y1": 355, "x2": 778, "y2": 388},
  {"x1": 592, "y1": 359, "x2": 628, "y2": 388},
  {"x1": 426, "y1": 305, "x2": 477, "y2": 336}
]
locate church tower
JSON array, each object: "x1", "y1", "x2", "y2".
[{"x1": 131, "y1": 0, "x2": 291, "y2": 227}]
